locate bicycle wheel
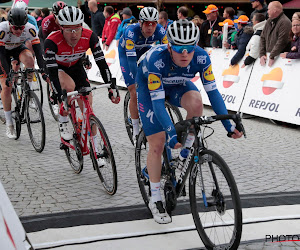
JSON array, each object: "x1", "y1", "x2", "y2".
[
  {"x1": 165, "y1": 101, "x2": 183, "y2": 124},
  {"x1": 31, "y1": 71, "x2": 43, "y2": 107},
  {"x1": 89, "y1": 115, "x2": 117, "y2": 195},
  {"x1": 189, "y1": 149, "x2": 242, "y2": 250},
  {"x1": 64, "y1": 116, "x2": 84, "y2": 174},
  {"x1": 47, "y1": 83, "x2": 59, "y2": 121},
  {"x1": 11, "y1": 86, "x2": 21, "y2": 139},
  {"x1": 26, "y1": 91, "x2": 46, "y2": 152},
  {"x1": 123, "y1": 91, "x2": 134, "y2": 145},
  {"x1": 135, "y1": 130, "x2": 151, "y2": 210}
]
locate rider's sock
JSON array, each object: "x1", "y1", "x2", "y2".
[
  {"x1": 132, "y1": 118, "x2": 139, "y2": 138},
  {"x1": 150, "y1": 181, "x2": 162, "y2": 203},
  {"x1": 184, "y1": 134, "x2": 195, "y2": 148},
  {"x1": 4, "y1": 111, "x2": 12, "y2": 125},
  {"x1": 59, "y1": 115, "x2": 68, "y2": 123}
]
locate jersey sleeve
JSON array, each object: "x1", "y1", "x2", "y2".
[
  {"x1": 89, "y1": 32, "x2": 112, "y2": 84},
  {"x1": 124, "y1": 26, "x2": 138, "y2": 78},
  {"x1": 157, "y1": 25, "x2": 168, "y2": 44},
  {"x1": 26, "y1": 24, "x2": 40, "y2": 45},
  {"x1": 198, "y1": 51, "x2": 234, "y2": 132}
]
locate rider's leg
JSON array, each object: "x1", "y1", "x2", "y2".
[
  {"x1": 128, "y1": 84, "x2": 139, "y2": 139},
  {"x1": 19, "y1": 49, "x2": 35, "y2": 90}
]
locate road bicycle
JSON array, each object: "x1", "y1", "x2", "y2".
[
  {"x1": 123, "y1": 90, "x2": 183, "y2": 145},
  {"x1": 8, "y1": 68, "x2": 46, "y2": 152},
  {"x1": 136, "y1": 113, "x2": 245, "y2": 250},
  {"x1": 60, "y1": 84, "x2": 117, "y2": 195},
  {"x1": 46, "y1": 78, "x2": 59, "y2": 121}
]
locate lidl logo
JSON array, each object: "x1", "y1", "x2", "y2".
[
  {"x1": 222, "y1": 65, "x2": 240, "y2": 88},
  {"x1": 162, "y1": 35, "x2": 168, "y2": 44},
  {"x1": 203, "y1": 65, "x2": 215, "y2": 82},
  {"x1": 148, "y1": 74, "x2": 161, "y2": 91},
  {"x1": 261, "y1": 68, "x2": 283, "y2": 95},
  {"x1": 126, "y1": 39, "x2": 134, "y2": 50}
]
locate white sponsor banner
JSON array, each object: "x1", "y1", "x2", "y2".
[
  {"x1": 0, "y1": 181, "x2": 31, "y2": 249},
  {"x1": 86, "y1": 40, "x2": 126, "y2": 87},
  {"x1": 241, "y1": 57, "x2": 300, "y2": 125}
]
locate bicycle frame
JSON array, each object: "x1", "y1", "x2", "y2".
[{"x1": 61, "y1": 85, "x2": 110, "y2": 158}]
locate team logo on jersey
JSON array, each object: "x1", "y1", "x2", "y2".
[
  {"x1": 29, "y1": 28, "x2": 36, "y2": 37},
  {"x1": 154, "y1": 59, "x2": 165, "y2": 70},
  {"x1": 148, "y1": 74, "x2": 161, "y2": 90},
  {"x1": 126, "y1": 39, "x2": 134, "y2": 50},
  {"x1": 127, "y1": 30, "x2": 134, "y2": 39},
  {"x1": 0, "y1": 31, "x2": 5, "y2": 39},
  {"x1": 197, "y1": 55, "x2": 207, "y2": 64},
  {"x1": 203, "y1": 65, "x2": 215, "y2": 82},
  {"x1": 162, "y1": 35, "x2": 168, "y2": 44},
  {"x1": 159, "y1": 27, "x2": 165, "y2": 35}
]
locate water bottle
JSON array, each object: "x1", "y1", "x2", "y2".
[{"x1": 178, "y1": 148, "x2": 189, "y2": 170}]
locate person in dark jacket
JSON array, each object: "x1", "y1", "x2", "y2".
[
  {"x1": 88, "y1": 0, "x2": 105, "y2": 37},
  {"x1": 199, "y1": 4, "x2": 224, "y2": 48},
  {"x1": 250, "y1": 0, "x2": 268, "y2": 22},
  {"x1": 115, "y1": 7, "x2": 136, "y2": 45},
  {"x1": 230, "y1": 15, "x2": 253, "y2": 66},
  {"x1": 280, "y1": 18, "x2": 300, "y2": 59}
]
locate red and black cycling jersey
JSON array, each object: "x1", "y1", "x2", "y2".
[
  {"x1": 41, "y1": 14, "x2": 60, "y2": 39},
  {"x1": 44, "y1": 28, "x2": 112, "y2": 98}
]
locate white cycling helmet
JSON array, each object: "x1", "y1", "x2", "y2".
[
  {"x1": 139, "y1": 7, "x2": 158, "y2": 22},
  {"x1": 167, "y1": 19, "x2": 200, "y2": 46},
  {"x1": 57, "y1": 6, "x2": 83, "y2": 26},
  {"x1": 13, "y1": 0, "x2": 28, "y2": 13}
]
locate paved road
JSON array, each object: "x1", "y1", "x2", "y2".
[{"x1": 1, "y1": 83, "x2": 300, "y2": 249}]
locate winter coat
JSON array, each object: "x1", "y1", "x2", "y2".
[
  {"x1": 230, "y1": 26, "x2": 253, "y2": 65},
  {"x1": 250, "y1": 4, "x2": 268, "y2": 21},
  {"x1": 102, "y1": 13, "x2": 121, "y2": 46},
  {"x1": 211, "y1": 28, "x2": 237, "y2": 48},
  {"x1": 286, "y1": 35, "x2": 300, "y2": 59},
  {"x1": 244, "y1": 20, "x2": 266, "y2": 65},
  {"x1": 260, "y1": 12, "x2": 292, "y2": 59},
  {"x1": 115, "y1": 16, "x2": 137, "y2": 40}
]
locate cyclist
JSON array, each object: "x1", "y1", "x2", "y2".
[
  {"x1": 118, "y1": 7, "x2": 168, "y2": 143},
  {"x1": 136, "y1": 19, "x2": 243, "y2": 224},
  {"x1": 13, "y1": 0, "x2": 38, "y2": 31},
  {"x1": 44, "y1": 6, "x2": 119, "y2": 144},
  {"x1": 0, "y1": 8, "x2": 45, "y2": 139}
]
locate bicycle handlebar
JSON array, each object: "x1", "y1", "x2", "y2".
[
  {"x1": 175, "y1": 113, "x2": 246, "y2": 140},
  {"x1": 65, "y1": 84, "x2": 111, "y2": 97}
]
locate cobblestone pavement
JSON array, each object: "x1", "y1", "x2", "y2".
[{"x1": 0, "y1": 83, "x2": 300, "y2": 248}]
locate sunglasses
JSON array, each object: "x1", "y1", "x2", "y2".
[
  {"x1": 62, "y1": 26, "x2": 82, "y2": 33},
  {"x1": 171, "y1": 44, "x2": 196, "y2": 54},
  {"x1": 11, "y1": 25, "x2": 25, "y2": 30},
  {"x1": 143, "y1": 21, "x2": 157, "y2": 26}
]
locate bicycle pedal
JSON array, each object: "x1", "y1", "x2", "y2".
[{"x1": 59, "y1": 143, "x2": 68, "y2": 150}]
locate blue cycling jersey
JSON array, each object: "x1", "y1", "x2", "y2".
[
  {"x1": 136, "y1": 44, "x2": 234, "y2": 147},
  {"x1": 118, "y1": 23, "x2": 167, "y2": 87},
  {"x1": 27, "y1": 15, "x2": 38, "y2": 31}
]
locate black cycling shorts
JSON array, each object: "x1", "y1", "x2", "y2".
[{"x1": 58, "y1": 60, "x2": 90, "y2": 90}]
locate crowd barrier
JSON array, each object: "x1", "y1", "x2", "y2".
[{"x1": 86, "y1": 40, "x2": 300, "y2": 125}]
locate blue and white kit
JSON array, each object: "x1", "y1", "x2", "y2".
[
  {"x1": 118, "y1": 23, "x2": 168, "y2": 87},
  {"x1": 136, "y1": 44, "x2": 234, "y2": 148}
]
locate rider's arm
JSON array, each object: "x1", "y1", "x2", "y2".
[
  {"x1": 89, "y1": 32, "x2": 112, "y2": 84},
  {"x1": 124, "y1": 27, "x2": 138, "y2": 78},
  {"x1": 43, "y1": 38, "x2": 61, "y2": 100},
  {"x1": 0, "y1": 46, "x2": 10, "y2": 77},
  {"x1": 31, "y1": 39, "x2": 44, "y2": 70}
]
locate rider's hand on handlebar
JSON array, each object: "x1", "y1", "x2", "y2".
[
  {"x1": 229, "y1": 128, "x2": 243, "y2": 139},
  {"x1": 174, "y1": 142, "x2": 182, "y2": 149},
  {"x1": 108, "y1": 87, "x2": 120, "y2": 104}
]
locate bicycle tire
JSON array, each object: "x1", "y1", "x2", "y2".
[
  {"x1": 47, "y1": 83, "x2": 59, "y2": 121},
  {"x1": 123, "y1": 91, "x2": 134, "y2": 145},
  {"x1": 135, "y1": 130, "x2": 151, "y2": 211},
  {"x1": 11, "y1": 86, "x2": 21, "y2": 139},
  {"x1": 64, "y1": 115, "x2": 84, "y2": 174},
  {"x1": 165, "y1": 101, "x2": 183, "y2": 124},
  {"x1": 32, "y1": 71, "x2": 43, "y2": 107},
  {"x1": 26, "y1": 91, "x2": 46, "y2": 153},
  {"x1": 89, "y1": 115, "x2": 117, "y2": 195},
  {"x1": 189, "y1": 149, "x2": 242, "y2": 250}
]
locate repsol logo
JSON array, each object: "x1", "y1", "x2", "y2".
[
  {"x1": 249, "y1": 99, "x2": 279, "y2": 112},
  {"x1": 222, "y1": 94, "x2": 236, "y2": 104},
  {"x1": 296, "y1": 108, "x2": 300, "y2": 117}
]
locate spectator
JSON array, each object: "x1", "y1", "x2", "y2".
[
  {"x1": 199, "y1": 4, "x2": 224, "y2": 48},
  {"x1": 102, "y1": 6, "x2": 121, "y2": 51},
  {"x1": 223, "y1": 7, "x2": 238, "y2": 29},
  {"x1": 292, "y1": 12, "x2": 300, "y2": 21},
  {"x1": 260, "y1": 1, "x2": 292, "y2": 67},
  {"x1": 250, "y1": 0, "x2": 268, "y2": 22},
  {"x1": 115, "y1": 7, "x2": 137, "y2": 45},
  {"x1": 242, "y1": 13, "x2": 266, "y2": 67},
  {"x1": 191, "y1": 15, "x2": 203, "y2": 30},
  {"x1": 88, "y1": 0, "x2": 105, "y2": 38},
  {"x1": 31, "y1": 9, "x2": 43, "y2": 27},
  {"x1": 41, "y1": 8, "x2": 50, "y2": 18},
  {"x1": 211, "y1": 19, "x2": 237, "y2": 48},
  {"x1": 177, "y1": 6, "x2": 188, "y2": 20},
  {"x1": 158, "y1": 11, "x2": 173, "y2": 30},
  {"x1": 0, "y1": 8, "x2": 7, "y2": 21},
  {"x1": 280, "y1": 17, "x2": 300, "y2": 59},
  {"x1": 230, "y1": 15, "x2": 253, "y2": 66},
  {"x1": 78, "y1": 0, "x2": 91, "y2": 28}
]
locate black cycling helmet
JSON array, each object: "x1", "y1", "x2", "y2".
[
  {"x1": 7, "y1": 8, "x2": 28, "y2": 26},
  {"x1": 52, "y1": 1, "x2": 67, "y2": 15}
]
